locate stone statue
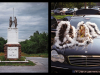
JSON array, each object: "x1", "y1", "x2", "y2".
[
  {"x1": 9, "y1": 17, "x2": 12, "y2": 27},
  {"x1": 9, "y1": 16, "x2": 17, "y2": 28},
  {"x1": 14, "y1": 17, "x2": 17, "y2": 28}
]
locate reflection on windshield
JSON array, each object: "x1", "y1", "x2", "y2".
[
  {"x1": 70, "y1": 17, "x2": 100, "y2": 28},
  {"x1": 68, "y1": 8, "x2": 73, "y2": 11}
]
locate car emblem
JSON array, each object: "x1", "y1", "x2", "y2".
[{"x1": 85, "y1": 51, "x2": 87, "y2": 53}]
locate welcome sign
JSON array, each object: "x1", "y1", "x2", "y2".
[{"x1": 7, "y1": 47, "x2": 19, "y2": 59}]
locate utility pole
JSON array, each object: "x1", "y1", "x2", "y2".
[
  {"x1": 54, "y1": 2, "x2": 57, "y2": 9},
  {"x1": 84, "y1": 2, "x2": 86, "y2": 9}
]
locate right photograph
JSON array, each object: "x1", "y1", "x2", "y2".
[{"x1": 51, "y1": 2, "x2": 100, "y2": 73}]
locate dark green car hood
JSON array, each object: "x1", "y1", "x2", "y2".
[{"x1": 52, "y1": 38, "x2": 100, "y2": 55}]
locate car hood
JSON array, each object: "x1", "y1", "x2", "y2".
[{"x1": 52, "y1": 38, "x2": 100, "y2": 55}]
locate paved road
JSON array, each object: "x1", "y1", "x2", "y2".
[
  {"x1": 0, "y1": 57, "x2": 48, "y2": 73},
  {"x1": 26, "y1": 57, "x2": 48, "y2": 69}
]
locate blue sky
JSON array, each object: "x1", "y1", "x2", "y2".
[{"x1": 0, "y1": 2, "x2": 48, "y2": 42}]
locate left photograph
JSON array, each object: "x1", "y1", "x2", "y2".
[{"x1": 0, "y1": 2, "x2": 48, "y2": 73}]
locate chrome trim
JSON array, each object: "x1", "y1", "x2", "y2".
[
  {"x1": 68, "y1": 55, "x2": 100, "y2": 66},
  {"x1": 68, "y1": 55, "x2": 100, "y2": 57},
  {"x1": 51, "y1": 66, "x2": 69, "y2": 69}
]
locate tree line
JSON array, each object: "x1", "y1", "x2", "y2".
[
  {"x1": 0, "y1": 31, "x2": 48, "y2": 54},
  {"x1": 20, "y1": 31, "x2": 48, "y2": 54},
  {"x1": 51, "y1": 2, "x2": 96, "y2": 9}
]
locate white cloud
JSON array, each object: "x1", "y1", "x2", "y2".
[{"x1": 18, "y1": 39, "x2": 25, "y2": 42}]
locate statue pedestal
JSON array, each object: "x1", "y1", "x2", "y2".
[
  {"x1": 7, "y1": 28, "x2": 19, "y2": 44},
  {"x1": 4, "y1": 44, "x2": 21, "y2": 60},
  {"x1": 4, "y1": 27, "x2": 21, "y2": 60}
]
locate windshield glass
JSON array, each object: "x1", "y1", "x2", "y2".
[
  {"x1": 63, "y1": 8, "x2": 67, "y2": 10},
  {"x1": 70, "y1": 17, "x2": 100, "y2": 38},
  {"x1": 70, "y1": 17, "x2": 100, "y2": 29},
  {"x1": 68, "y1": 8, "x2": 73, "y2": 11}
]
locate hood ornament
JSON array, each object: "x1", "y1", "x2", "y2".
[{"x1": 85, "y1": 50, "x2": 87, "y2": 53}]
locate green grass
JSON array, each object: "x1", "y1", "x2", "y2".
[
  {"x1": 51, "y1": 12, "x2": 73, "y2": 19},
  {"x1": 21, "y1": 52, "x2": 48, "y2": 58},
  {"x1": 0, "y1": 56, "x2": 5, "y2": 61},
  {"x1": 0, "y1": 56, "x2": 36, "y2": 66},
  {"x1": 52, "y1": 15, "x2": 73, "y2": 19},
  {"x1": 51, "y1": 12, "x2": 54, "y2": 15},
  {"x1": 0, "y1": 56, "x2": 26, "y2": 61}
]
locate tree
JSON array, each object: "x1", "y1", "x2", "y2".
[
  {"x1": 51, "y1": 2, "x2": 96, "y2": 9},
  {"x1": 0, "y1": 37, "x2": 7, "y2": 52},
  {"x1": 20, "y1": 31, "x2": 48, "y2": 54}
]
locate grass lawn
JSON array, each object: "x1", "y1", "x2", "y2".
[
  {"x1": 0, "y1": 56, "x2": 26, "y2": 61},
  {"x1": 21, "y1": 52, "x2": 48, "y2": 58},
  {"x1": 51, "y1": 12, "x2": 73, "y2": 19},
  {"x1": 52, "y1": 15, "x2": 72, "y2": 20}
]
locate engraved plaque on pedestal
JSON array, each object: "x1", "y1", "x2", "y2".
[{"x1": 7, "y1": 47, "x2": 19, "y2": 59}]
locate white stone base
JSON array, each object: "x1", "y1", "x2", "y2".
[
  {"x1": 0, "y1": 61, "x2": 28, "y2": 63},
  {"x1": 6, "y1": 42, "x2": 19, "y2": 44},
  {"x1": 6, "y1": 27, "x2": 19, "y2": 44}
]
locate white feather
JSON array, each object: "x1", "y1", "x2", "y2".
[
  {"x1": 54, "y1": 21, "x2": 99, "y2": 49},
  {"x1": 54, "y1": 21, "x2": 71, "y2": 48},
  {"x1": 72, "y1": 26, "x2": 76, "y2": 38},
  {"x1": 76, "y1": 21, "x2": 93, "y2": 46},
  {"x1": 86, "y1": 22, "x2": 98, "y2": 37}
]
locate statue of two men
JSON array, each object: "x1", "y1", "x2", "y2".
[{"x1": 9, "y1": 17, "x2": 17, "y2": 28}]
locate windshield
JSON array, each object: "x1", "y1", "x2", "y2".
[
  {"x1": 70, "y1": 17, "x2": 100, "y2": 39},
  {"x1": 63, "y1": 8, "x2": 67, "y2": 10},
  {"x1": 68, "y1": 8, "x2": 73, "y2": 11},
  {"x1": 70, "y1": 17, "x2": 100, "y2": 29}
]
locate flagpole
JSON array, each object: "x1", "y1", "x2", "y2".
[{"x1": 13, "y1": 8, "x2": 14, "y2": 21}]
